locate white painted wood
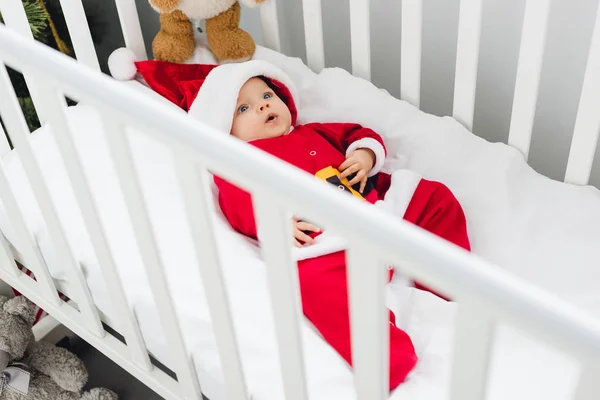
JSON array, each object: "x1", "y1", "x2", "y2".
[
  {"x1": 260, "y1": 0, "x2": 281, "y2": 52},
  {"x1": 32, "y1": 314, "x2": 74, "y2": 343},
  {"x1": 574, "y1": 361, "x2": 600, "y2": 400},
  {"x1": 38, "y1": 94, "x2": 152, "y2": 369},
  {"x1": 0, "y1": 269, "x2": 183, "y2": 400},
  {"x1": 56, "y1": 0, "x2": 100, "y2": 71},
  {"x1": 0, "y1": 0, "x2": 46, "y2": 123},
  {"x1": 303, "y1": 0, "x2": 325, "y2": 72},
  {"x1": 0, "y1": 121, "x2": 11, "y2": 157},
  {"x1": 401, "y1": 0, "x2": 423, "y2": 108},
  {"x1": 349, "y1": 0, "x2": 371, "y2": 81},
  {"x1": 114, "y1": 0, "x2": 148, "y2": 61},
  {"x1": 254, "y1": 195, "x2": 308, "y2": 400},
  {"x1": 25, "y1": 81, "x2": 105, "y2": 338},
  {"x1": 347, "y1": 244, "x2": 387, "y2": 400},
  {"x1": 174, "y1": 153, "x2": 248, "y2": 399},
  {"x1": 453, "y1": 0, "x2": 482, "y2": 131},
  {"x1": 0, "y1": 224, "x2": 19, "y2": 277},
  {"x1": 450, "y1": 302, "x2": 494, "y2": 400},
  {"x1": 0, "y1": 64, "x2": 61, "y2": 305},
  {"x1": 102, "y1": 121, "x2": 203, "y2": 400},
  {"x1": 565, "y1": 4, "x2": 600, "y2": 185},
  {"x1": 4, "y1": 24, "x2": 600, "y2": 400},
  {"x1": 508, "y1": 0, "x2": 551, "y2": 161}
]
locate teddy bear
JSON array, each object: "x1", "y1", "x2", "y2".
[
  {"x1": 149, "y1": 0, "x2": 266, "y2": 64},
  {"x1": 0, "y1": 295, "x2": 118, "y2": 400}
]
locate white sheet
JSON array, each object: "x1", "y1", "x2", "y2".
[{"x1": 0, "y1": 45, "x2": 599, "y2": 400}]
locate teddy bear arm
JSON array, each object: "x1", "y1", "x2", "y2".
[
  {"x1": 149, "y1": 0, "x2": 180, "y2": 13},
  {"x1": 26, "y1": 341, "x2": 88, "y2": 393}
]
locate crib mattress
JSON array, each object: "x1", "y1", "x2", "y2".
[{"x1": 1, "y1": 46, "x2": 600, "y2": 399}]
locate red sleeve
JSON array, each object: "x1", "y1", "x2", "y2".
[
  {"x1": 304, "y1": 123, "x2": 387, "y2": 176},
  {"x1": 213, "y1": 175, "x2": 258, "y2": 239}
]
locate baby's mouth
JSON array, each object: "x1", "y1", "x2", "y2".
[{"x1": 265, "y1": 113, "x2": 277, "y2": 123}]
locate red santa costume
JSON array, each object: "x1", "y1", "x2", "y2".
[{"x1": 120, "y1": 58, "x2": 471, "y2": 391}]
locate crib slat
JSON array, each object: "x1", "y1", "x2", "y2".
[
  {"x1": 0, "y1": 120, "x2": 11, "y2": 158},
  {"x1": 0, "y1": 65, "x2": 61, "y2": 304},
  {"x1": 114, "y1": 0, "x2": 148, "y2": 61},
  {"x1": 347, "y1": 244, "x2": 387, "y2": 400},
  {"x1": 261, "y1": 0, "x2": 282, "y2": 52},
  {"x1": 0, "y1": 228, "x2": 19, "y2": 277},
  {"x1": 174, "y1": 154, "x2": 249, "y2": 399},
  {"x1": 13, "y1": 81, "x2": 104, "y2": 337},
  {"x1": 453, "y1": 0, "x2": 483, "y2": 131},
  {"x1": 574, "y1": 361, "x2": 600, "y2": 400},
  {"x1": 400, "y1": 0, "x2": 423, "y2": 108},
  {"x1": 450, "y1": 302, "x2": 494, "y2": 400},
  {"x1": 349, "y1": 0, "x2": 371, "y2": 81},
  {"x1": 36, "y1": 92, "x2": 152, "y2": 368},
  {"x1": 56, "y1": 0, "x2": 100, "y2": 71},
  {"x1": 103, "y1": 120, "x2": 203, "y2": 400},
  {"x1": 0, "y1": 0, "x2": 47, "y2": 123},
  {"x1": 564, "y1": 5, "x2": 600, "y2": 185},
  {"x1": 507, "y1": 0, "x2": 551, "y2": 160},
  {"x1": 254, "y1": 195, "x2": 308, "y2": 400},
  {"x1": 303, "y1": 0, "x2": 325, "y2": 72}
]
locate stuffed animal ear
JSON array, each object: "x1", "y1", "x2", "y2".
[
  {"x1": 4, "y1": 296, "x2": 37, "y2": 326},
  {"x1": 0, "y1": 295, "x2": 9, "y2": 310}
]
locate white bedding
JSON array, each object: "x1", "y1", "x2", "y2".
[{"x1": 0, "y1": 45, "x2": 599, "y2": 400}]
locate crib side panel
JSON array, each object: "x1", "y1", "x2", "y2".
[
  {"x1": 114, "y1": 0, "x2": 148, "y2": 61},
  {"x1": 452, "y1": 0, "x2": 483, "y2": 131},
  {"x1": 349, "y1": 0, "x2": 371, "y2": 81},
  {"x1": 302, "y1": 0, "x2": 325, "y2": 72},
  {"x1": 564, "y1": 4, "x2": 600, "y2": 186},
  {"x1": 507, "y1": 0, "x2": 551, "y2": 161},
  {"x1": 261, "y1": 0, "x2": 281, "y2": 53},
  {"x1": 400, "y1": 0, "x2": 423, "y2": 108}
]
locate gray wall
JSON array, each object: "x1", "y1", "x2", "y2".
[{"x1": 94, "y1": 0, "x2": 600, "y2": 186}]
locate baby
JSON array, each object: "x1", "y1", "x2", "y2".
[{"x1": 190, "y1": 60, "x2": 471, "y2": 391}]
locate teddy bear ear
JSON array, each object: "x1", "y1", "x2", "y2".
[{"x1": 4, "y1": 296, "x2": 37, "y2": 326}]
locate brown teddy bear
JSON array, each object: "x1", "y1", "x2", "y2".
[{"x1": 149, "y1": 0, "x2": 266, "y2": 64}]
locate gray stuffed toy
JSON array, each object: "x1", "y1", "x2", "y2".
[{"x1": 0, "y1": 295, "x2": 118, "y2": 399}]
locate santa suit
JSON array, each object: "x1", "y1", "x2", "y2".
[{"x1": 188, "y1": 60, "x2": 471, "y2": 390}]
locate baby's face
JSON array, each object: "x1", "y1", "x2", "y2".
[{"x1": 231, "y1": 77, "x2": 292, "y2": 141}]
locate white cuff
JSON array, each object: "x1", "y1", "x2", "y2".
[
  {"x1": 240, "y1": 0, "x2": 264, "y2": 8},
  {"x1": 346, "y1": 138, "x2": 386, "y2": 177}
]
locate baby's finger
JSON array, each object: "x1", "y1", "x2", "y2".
[
  {"x1": 347, "y1": 169, "x2": 366, "y2": 187},
  {"x1": 294, "y1": 229, "x2": 316, "y2": 245},
  {"x1": 338, "y1": 157, "x2": 355, "y2": 173},
  {"x1": 339, "y1": 163, "x2": 360, "y2": 180},
  {"x1": 296, "y1": 221, "x2": 321, "y2": 232},
  {"x1": 294, "y1": 239, "x2": 303, "y2": 248},
  {"x1": 359, "y1": 175, "x2": 368, "y2": 193}
]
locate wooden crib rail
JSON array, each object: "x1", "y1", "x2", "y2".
[{"x1": 2, "y1": 25, "x2": 600, "y2": 400}]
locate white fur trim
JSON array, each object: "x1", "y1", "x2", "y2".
[
  {"x1": 292, "y1": 230, "x2": 347, "y2": 261},
  {"x1": 189, "y1": 60, "x2": 299, "y2": 135},
  {"x1": 178, "y1": 0, "x2": 237, "y2": 20},
  {"x1": 346, "y1": 137, "x2": 386, "y2": 177},
  {"x1": 108, "y1": 48, "x2": 138, "y2": 81},
  {"x1": 240, "y1": 0, "x2": 265, "y2": 8},
  {"x1": 374, "y1": 169, "x2": 422, "y2": 219}
]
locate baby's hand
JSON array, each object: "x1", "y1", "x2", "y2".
[
  {"x1": 339, "y1": 148, "x2": 376, "y2": 193},
  {"x1": 292, "y1": 218, "x2": 321, "y2": 248}
]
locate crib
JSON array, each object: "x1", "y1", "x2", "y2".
[{"x1": 0, "y1": 0, "x2": 600, "y2": 399}]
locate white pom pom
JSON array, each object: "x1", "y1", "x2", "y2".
[{"x1": 108, "y1": 48, "x2": 138, "y2": 81}]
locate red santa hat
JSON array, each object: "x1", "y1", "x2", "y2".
[
  {"x1": 188, "y1": 60, "x2": 299, "y2": 135},
  {"x1": 109, "y1": 48, "x2": 299, "y2": 134}
]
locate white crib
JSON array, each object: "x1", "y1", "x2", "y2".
[{"x1": 0, "y1": 0, "x2": 600, "y2": 399}]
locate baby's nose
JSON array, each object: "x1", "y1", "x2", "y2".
[{"x1": 259, "y1": 103, "x2": 270, "y2": 111}]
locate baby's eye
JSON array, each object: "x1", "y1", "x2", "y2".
[
  {"x1": 238, "y1": 105, "x2": 249, "y2": 113},
  {"x1": 263, "y1": 92, "x2": 272, "y2": 99}
]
